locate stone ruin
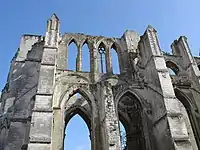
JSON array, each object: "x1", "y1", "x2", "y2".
[{"x1": 0, "y1": 14, "x2": 200, "y2": 150}]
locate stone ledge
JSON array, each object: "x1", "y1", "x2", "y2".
[{"x1": 28, "y1": 143, "x2": 51, "y2": 150}]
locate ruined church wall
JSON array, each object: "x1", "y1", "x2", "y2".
[
  {"x1": 0, "y1": 36, "x2": 44, "y2": 150},
  {"x1": 1, "y1": 14, "x2": 200, "y2": 150}
]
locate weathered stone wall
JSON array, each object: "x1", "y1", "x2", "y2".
[
  {"x1": 0, "y1": 35, "x2": 44, "y2": 150},
  {"x1": 0, "y1": 14, "x2": 200, "y2": 150}
]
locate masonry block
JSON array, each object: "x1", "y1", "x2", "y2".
[{"x1": 29, "y1": 112, "x2": 52, "y2": 143}]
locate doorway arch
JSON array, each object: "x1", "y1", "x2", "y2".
[
  {"x1": 117, "y1": 91, "x2": 148, "y2": 150},
  {"x1": 52, "y1": 86, "x2": 98, "y2": 150}
]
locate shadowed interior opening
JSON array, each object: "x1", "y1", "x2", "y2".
[
  {"x1": 166, "y1": 61, "x2": 179, "y2": 75},
  {"x1": 198, "y1": 65, "x2": 200, "y2": 71},
  {"x1": 175, "y1": 89, "x2": 200, "y2": 148},
  {"x1": 118, "y1": 92, "x2": 146, "y2": 150}
]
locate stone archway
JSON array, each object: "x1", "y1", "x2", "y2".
[
  {"x1": 51, "y1": 87, "x2": 98, "y2": 150},
  {"x1": 63, "y1": 92, "x2": 92, "y2": 150},
  {"x1": 117, "y1": 91, "x2": 147, "y2": 150},
  {"x1": 166, "y1": 61, "x2": 180, "y2": 75},
  {"x1": 174, "y1": 88, "x2": 199, "y2": 149}
]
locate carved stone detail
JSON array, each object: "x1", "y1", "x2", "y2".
[{"x1": 171, "y1": 76, "x2": 192, "y2": 86}]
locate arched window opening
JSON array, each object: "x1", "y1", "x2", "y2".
[
  {"x1": 168, "y1": 68, "x2": 176, "y2": 75},
  {"x1": 76, "y1": 93, "x2": 82, "y2": 99},
  {"x1": 118, "y1": 92, "x2": 146, "y2": 150},
  {"x1": 175, "y1": 89, "x2": 200, "y2": 148},
  {"x1": 166, "y1": 61, "x2": 179, "y2": 75},
  {"x1": 198, "y1": 65, "x2": 200, "y2": 71},
  {"x1": 111, "y1": 44, "x2": 120, "y2": 74},
  {"x1": 67, "y1": 40, "x2": 78, "y2": 71},
  {"x1": 119, "y1": 121, "x2": 127, "y2": 150},
  {"x1": 98, "y1": 43, "x2": 106, "y2": 73},
  {"x1": 64, "y1": 114, "x2": 91, "y2": 150},
  {"x1": 63, "y1": 91, "x2": 92, "y2": 150},
  {"x1": 82, "y1": 42, "x2": 90, "y2": 72}
]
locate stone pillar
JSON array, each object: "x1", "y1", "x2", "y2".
[
  {"x1": 28, "y1": 14, "x2": 59, "y2": 150},
  {"x1": 89, "y1": 43, "x2": 99, "y2": 82},
  {"x1": 139, "y1": 25, "x2": 193, "y2": 150},
  {"x1": 76, "y1": 45, "x2": 82, "y2": 71},
  {"x1": 171, "y1": 36, "x2": 200, "y2": 85},
  {"x1": 120, "y1": 30, "x2": 140, "y2": 72},
  {"x1": 57, "y1": 43, "x2": 67, "y2": 70},
  {"x1": 98, "y1": 81, "x2": 121, "y2": 150},
  {"x1": 105, "y1": 46, "x2": 112, "y2": 73},
  {"x1": 91, "y1": 111, "x2": 102, "y2": 150},
  {"x1": 51, "y1": 108, "x2": 64, "y2": 150}
]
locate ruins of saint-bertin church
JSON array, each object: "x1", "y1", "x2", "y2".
[{"x1": 0, "y1": 13, "x2": 200, "y2": 150}]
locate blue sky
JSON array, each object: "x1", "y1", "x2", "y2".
[
  {"x1": 64, "y1": 115, "x2": 91, "y2": 150},
  {"x1": 0, "y1": 0, "x2": 200, "y2": 149},
  {"x1": 1, "y1": 0, "x2": 200, "y2": 90}
]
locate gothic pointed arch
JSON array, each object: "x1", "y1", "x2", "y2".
[
  {"x1": 63, "y1": 90, "x2": 92, "y2": 128},
  {"x1": 174, "y1": 88, "x2": 200, "y2": 148},
  {"x1": 61, "y1": 90, "x2": 93, "y2": 149},
  {"x1": 67, "y1": 38, "x2": 79, "y2": 47},
  {"x1": 64, "y1": 105, "x2": 91, "y2": 133},
  {"x1": 117, "y1": 90, "x2": 148, "y2": 150},
  {"x1": 110, "y1": 42, "x2": 120, "y2": 74},
  {"x1": 81, "y1": 40, "x2": 90, "y2": 72},
  {"x1": 63, "y1": 93, "x2": 92, "y2": 149},
  {"x1": 174, "y1": 88, "x2": 195, "y2": 109},
  {"x1": 52, "y1": 86, "x2": 97, "y2": 150},
  {"x1": 59, "y1": 86, "x2": 95, "y2": 110},
  {"x1": 98, "y1": 42, "x2": 107, "y2": 73},
  {"x1": 66, "y1": 38, "x2": 79, "y2": 70}
]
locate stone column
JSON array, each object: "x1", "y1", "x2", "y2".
[
  {"x1": 105, "y1": 46, "x2": 112, "y2": 74},
  {"x1": 98, "y1": 81, "x2": 121, "y2": 150},
  {"x1": 139, "y1": 25, "x2": 193, "y2": 150},
  {"x1": 120, "y1": 30, "x2": 140, "y2": 73},
  {"x1": 57, "y1": 43, "x2": 67, "y2": 70},
  {"x1": 51, "y1": 108, "x2": 64, "y2": 150},
  {"x1": 89, "y1": 43, "x2": 99, "y2": 82},
  {"x1": 76, "y1": 45, "x2": 82, "y2": 71},
  {"x1": 28, "y1": 14, "x2": 59, "y2": 150},
  {"x1": 28, "y1": 47, "x2": 55, "y2": 150}
]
